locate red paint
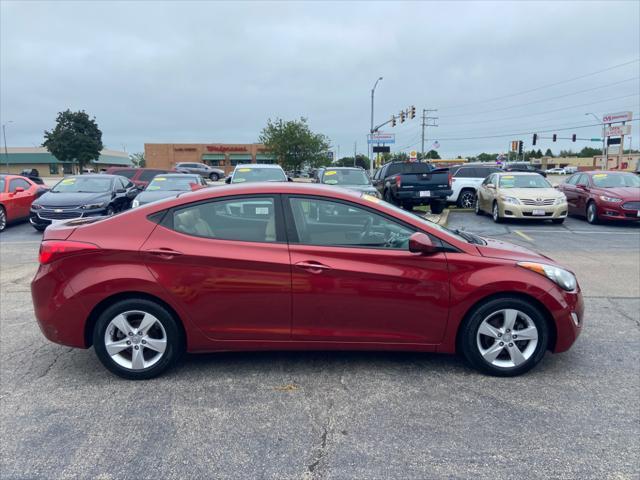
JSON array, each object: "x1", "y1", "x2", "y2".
[
  {"x1": 0, "y1": 175, "x2": 42, "y2": 226},
  {"x1": 31, "y1": 183, "x2": 583, "y2": 359}
]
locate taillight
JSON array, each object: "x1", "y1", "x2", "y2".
[
  {"x1": 448, "y1": 172, "x2": 453, "y2": 186},
  {"x1": 39, "y1": 240, "x2": 99, "y2": 264},
  {"x1": 395, "y1": 176, "x2": 402, "y2": 188}
]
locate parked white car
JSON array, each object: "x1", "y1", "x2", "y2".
[
  {"x1": 447, "y1": 164, "x2": 503, "y2": 208},
  {"x1": 546, "y1": 167, "x2": 567, "y2": 175}
]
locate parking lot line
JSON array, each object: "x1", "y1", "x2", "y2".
[
  {"x1": 516, "y1": 230, "x2": 639, "y2": 235},
  {"x1": 513, "y1": 230, "x2": 535, "y2": 242}
]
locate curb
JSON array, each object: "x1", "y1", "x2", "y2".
[{"x1": 437, "y1": 209, "x2": 450, "y2": 227}]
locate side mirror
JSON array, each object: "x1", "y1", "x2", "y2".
[
  {"x1": 409, "y1": 232, "x2": 439, "y2": 255},
  {"x1": 552, "y1": 183, "x2": 559, "y2": 188},
  {"x1": 486, "y1": 183, "x2": 495, "y2": 189},
  {"x1": 190, "y1": 183, "x2": 204, "y2": 191},
  {"x1": 577, "y1": 184, "x2": 588, "y2": 190},
  {"x1": 225, "y1": 177, "x2": 232, "y2": 184},
  {"x1": 116, "y1": 188, "x2": 126, "y2": 194},
  {"x1": 14, "y1": 187, "x2": 25, "y2": 193},
  {"x1": 287, "y1": 177, "x2": 294, "y2": 182}
]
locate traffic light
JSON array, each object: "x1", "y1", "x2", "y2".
[
  {"x1": 409, "y1": 106, "x2": 416, "y2": 119},
  {"x1": 518, "y1": 140, "x2": 523, "y2": 155},
  {"x1": 532, "y1": 133, "x2": 537, "y2": 146},
  {"x1": 400, "y1": 111, "x2": 405, "y2": 123},
  {"x1": 552, "y1": 134, "x2": 557, "y2": 142},
  {"x1": 391, "y1": 115, "x2": 396, "y2": 127},
  {"x1": 572, "y1": 134, "x2": 576, "y2": 142},
  {"x1": 511, "y1": 141, "x2": 518, "y2": 152}
]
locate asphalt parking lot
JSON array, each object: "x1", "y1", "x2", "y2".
[{"x1": 1, "y1": 213, "x2": 639, "y2": 479}]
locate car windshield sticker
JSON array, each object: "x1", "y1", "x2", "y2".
[
  {"x1": 238, "y1": 168, "x2": 252, "y2": 172},
  {"x1": 324, "y1": 179, "x2": 338, "y2": 185},
  {"x1": 61, "y1": 178, "x2": 76, "y2": 184},
  {"x1": 255, "y1": 207, "x2": 269, "y2": 215},
  {"x1": 233, "y1": 178, "x2": 246, "y2": 182},
  {"x1": 155, "y1": 177, "x2": 166, "y2": 181},
  {"x1": 362, "y1": 194, "x2": 381, "y2": 204},
  {"x1": 324, "y1": 171, "x2": 337, "y2": 175},
  {"x1": 593, "y1": 174, "x2": 607, "y2": 178}
]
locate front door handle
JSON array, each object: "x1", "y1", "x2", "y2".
[
  {"x1": 295, "y1": 261, "x2": 331, "y2": 274},
  {"x1": 144, "y1": 248, "x2": 183, "y2": 259}
]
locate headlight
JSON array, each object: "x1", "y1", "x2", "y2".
[
  {"x1": 518, "y1": 262, "x2": 577, "y2": 291},
  {"x1": 132, "y1": 199, "x2": 140, "y2": 208},
  {"x1": 80, "y1": 202, "x2": 107, "y2": 210},
  {"x1": 599, "y1": 195, "x2": 622, "y2": 203},
  {"x1": 500, "y1": 195, "x2": 520, "y2": 205},
  {"x1": 368, "y1": 190, "x2": 381, "y2": 198},
  {"x1": 31, "y1": 203, "x2": 42, "y2": 210},
  {"x1": 554, "y1": 196, "x2": 567, "y2": 205}
]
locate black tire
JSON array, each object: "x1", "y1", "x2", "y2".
[
  {"x1": 383, "y1": 189, "x2": 396, "y2": 205},
  {"x1": 209, "y1": 172, "x2": 219, "y2": 181},
  {"x1": 475, "y1": 199, "x2": 483, "y2": 215},
  {"x1": 457, "y1": 189, "x2": 476, "y2": 209},
  {"x1": 459, "y1": 296, "x2": 549, "y2": 377},
  {"x1": 33, "y1": 225, "x2": 46, "y2": 232},
  {"x1": 93, "y1": 298, "x2": 184, "y2": 380},
  {"x1": 106, "y1": 205, "x2": 115, "y2": 216},
  {"x1": 551, "y1": 218, "x2": 565, "y2": 224},
  {"x1": 430, "y1": 201, "x2": 445, "y2": 215},
  {"x1": 492, "y1": 202, "x2": 503, "y2": 223},
  {"x1": 586, "y1": 202, "x2": 599, "y2": 225},
  {"x1": 402, "y1": 202, "x2": 414, "y2": 211},
  {"x1": 0, "y1": 206, "x2": 6, "y2": 232}
]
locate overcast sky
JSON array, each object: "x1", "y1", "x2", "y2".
[{"x1": 1, "y1": 0, "x2": 639, "y2": 159}]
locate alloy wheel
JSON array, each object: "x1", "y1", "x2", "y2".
[
  {"x1": 460, "y1": 191, "x2": 476, "y2": 209},
  {"x1": 492, "y1": 202, "x2": 501, "y2": 223},
  {"x1": 476, "y1": 309, "x2": 538, "y2": 368},
  {"x1": 104, "y1": 310, "x2": 168, "y2": 370},
  {"x1": 587, "y1": 203, "x2": 598, "y2": 224},
  {"x1": 0, "y1": 207, "x2": 6, "y2": 231}
]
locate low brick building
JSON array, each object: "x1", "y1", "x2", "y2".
[{"x1": 145, "y1": 143, "x2": 277, "y2": 176}]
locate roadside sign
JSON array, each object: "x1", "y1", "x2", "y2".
[
  {"x1": 602, "y1": 111, "x2": 632, "y2": 123},
  {"x1": 409, "y1": 150, "x2": 417, "y2": 162},
  {"x1": 372, "y1": 146, "x2": 390, "y2": 153},
  {"x1": 604, "y1": 125, "x2": 631, "y2": 137},
  {"x1": 368, "y1": 132, "x2": 395, "y2": 144}
]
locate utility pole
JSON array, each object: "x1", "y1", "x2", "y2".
[
  {"x1": 354, "y1": 141, "x2": 357, "y2": 167},
  {"x1": 420, "y1": 109, "x2": 438, "y2": 158},
  {"x1": 3, "y1": 121, "x2": 12, "y2": 173},
  {"x1": 369, "y1": 77, "x2": 383, "y2": 177}
]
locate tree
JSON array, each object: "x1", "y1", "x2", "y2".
[
  {"x1": 259, "y1": 117, "x2": 331, "y2": 171},
  {"x1": 536, "y1": 149, "x2": 543, "y2": 158},
  {"x1": 391, "y1": 152, "x2": 409, "y2": 162},
  {"x1": 577, "y1": 147, "x2": 602, "y2": 158},
  {"x1": 424, "y1": 149, "x2": 441, "y2": 160},
  {"x1": 43, "y1": 109, "x2": 103, "y2": 171},
  {"x1": 335, "y1": 155, "x2": 370, "y2": 170},
  {"x1": 130, "y1": 152, "x2": 145, "y2": 167},
  {"x1": 544, "y1": 148, "x2": 554, "y2": 157}
]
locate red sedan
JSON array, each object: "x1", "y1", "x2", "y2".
[
  {"x1": 0, "y1": 174, "x2": 45, "y2": 232},
  {"x1": 557, "y1": 171, "x2": 640, "y2": 223},
  {"x1": 31, "y1": 183, "x2": 584, "y2": 379}
]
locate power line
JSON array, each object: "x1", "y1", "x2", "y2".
[
  {"x1": 439, "y1": 93, "x2": 639, "y2": 126},
  {"x1": 439, "y1": 77, "x2": 639, "y2": 118},
  {"x1": 437, "y1": 58, "x2": 640, "y2": 110}
]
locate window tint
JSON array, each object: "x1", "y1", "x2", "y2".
[
  {"x1": 9, "y1": 178, "x2": 31, "y2": 192},
  {"x1": 139, "y1": 170, "x2": 164, "y2": 182},
  {"x1": 477, "y1": 167, "x2": 501, "y2": 177},
  {"x1": 482, "y1": 174, "x2": 494, "y2": 186},
  {"x1": 576, "y1": 174, "x2": 589, "y2": 186},
  {"x1": 566, "y1": 174, "x2": 579, "y2": 185},
  {"x1": 113, "y1": 169, "x2": 135, "y2": 179},
  {"x1": 171, "y1": 197, "x2": 277, "y2": 242},
  {"x1": 385, "y1": 164, "x2": 402, "y2": 176},
  {"x1": 288, "y1": 197, "x2": 414, "y2": 249},
  {"x1": 453, "y1": 168, "x2": 476, "y2": 178}
]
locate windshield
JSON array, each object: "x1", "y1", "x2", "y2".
[
  {"x1": 52, "y1": 177, "x2": 112, "y2": 193},
  {"x1": 232, "y1": 167, "x2": 286, "y2": 183},
  {"x1": 591, "y1": 173, "x2": 640, "y2": 188},
  {"x1": 0, "y1": 178, "x2": 5, "y2": 192},
  {"x1": 322, "y1": 169, "x2": 370, "y2": 186},
  {"x1": 360, "y1": 193, "x2": 469, "y2": 244},
  {"x1": 499, "y1": 175, "x2": 550, "y2": 189},
  {"x1": 147, "y1": 176, "x2": 200, "y2": 191}
]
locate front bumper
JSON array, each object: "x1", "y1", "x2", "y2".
[
  {"x1": 498, "y1": 202, "x2": 568, "y2": 219},
  {"x1": 30, "y1": 207, "x2": 108, "y2": 228},
  {"x1": 538, "y1": 285, "x2": 584, "y2": 353},
  {"x1": 596, "y1": 201, "x2": 640, "y2": 221}
]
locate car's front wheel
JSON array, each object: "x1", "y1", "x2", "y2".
[
  {"x1": 209, "y1": 172, "x2": 220, "y2": 181},
  {"x1": 93, "y1": 299, "x2": 184, "y2": 380},
  {"x1": 492, "y1": 202, "x2": 503, "y2": 223},
  {"x1": 0, "y1": 206, "x2": 6, "y2": 232},
  {"x1": 459, "y1": 297, "x2": 549, "y2": 376},
  {"x1": 586, "y1": 202, "x2": 599, "y2": 224}
]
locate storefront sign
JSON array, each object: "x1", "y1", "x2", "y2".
[
  {"x1": 604, "y1": 125, "x2": 631, "y2": 137},
  {"x1": 174, "y1": 147, "x2": 197, "y2": 152},
  {"x1": 206, "y1": 146, "x2": 248, "y2": 152},
  {"x1": 602, "y1": 111, "x2": 632, "y2": 123}
]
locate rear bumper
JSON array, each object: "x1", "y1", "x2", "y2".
[{"x1": 395, "y1": 189, "x2": 453, "y2": 202}]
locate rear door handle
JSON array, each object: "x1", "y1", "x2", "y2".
[
  {"x1": 295, "y1": 261, "x2": 331, "y2": 274},
  {"x1": 144, "y1": 248, "x2": 183, "y2": 259}
]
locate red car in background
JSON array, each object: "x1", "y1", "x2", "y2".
[
  {"x1": 0, "y1": 174, "x2": 46, "y2": 232},
  {"x1": 31, "y1": 183, "x2": 584, "y2": 380},
  {"x1": 557, "y1": 171, "x2": 640, "y2": 224},
  {"x1": 103, "y1": 167, "x2": 178, "y2": 189}
]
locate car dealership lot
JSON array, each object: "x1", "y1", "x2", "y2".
[{"x1": 1, "y1": 216, "x2": 639, "y2": 478}]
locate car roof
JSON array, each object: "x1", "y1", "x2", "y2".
[
  {"x1": 582, "y1": 170, "x2": 634, "y2": 175},
  {"x1": 233, "y1": 163, "x2": 283, "y2": 169},
  {"x1": 151, "y1": 173, "x2": 198, "y2": 178},
  {"x1": 323, "y1": 166, "x2": 364, "y2": 171},
  {"x1": 64, "y1": 174, "x2": 119, "y2": 179},
  {"x1": 496, "y1": 171, "x2": 540, "y2": 176}
]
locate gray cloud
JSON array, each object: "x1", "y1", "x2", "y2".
[{"x1": 1, "y1": 0, "x2": 639, "y2": 158}]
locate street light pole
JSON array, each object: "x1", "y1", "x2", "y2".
[
  {"x1": 3, "y1": 121, "x2": 13, "y2": 173},
  {"x1": 369, "y1": 76, "x2": 383, "y2": 176},
  {"x1": 586, "y1": 113, "x2": 606, "y2": 170}
]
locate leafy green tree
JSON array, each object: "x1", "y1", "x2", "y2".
[
  {"x1": 559, "y1": 149, "x2": 576, "y2": 157},
  {"x1": 424, "y1": 149, "x2": 441, "y2": 160},
  {"x1": 130, "y1": 152, "x2": 145, "y2": 167},
  {"x1": 335, "y1": 155, "x2": 370, "y2": 170},
  {"x1": 536, "y1": 149, "x2": 543, "y2": 158},
  {"x1": 43, "y1": 109, "x2": 103, "y2": 171},
  {"x1": 259, "y1": 117, "x2": 331, "y2": 171},
  {"x1": 544, "y1": 148, "x2": 554, "y2": 157},
  {"x1": 577, "y1": 147, "x2": 602, "y2": 158},
  {"x1": 391, "y1": 152, "x2": 409, "y2": 162}
]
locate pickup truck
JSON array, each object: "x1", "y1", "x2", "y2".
[{"x1": 372, "y1": 161, "x2": 452, "y2": 213}]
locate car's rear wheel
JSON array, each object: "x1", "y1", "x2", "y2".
[
  {"x1": 586, "y1": 202, "x2": 599, "y2": 224},
  {"x1": 383, "y1": 189, "x2": 395, "y2": 205},
  {"x1": 0, "y1": 206, "x2": 6, "y2": 232},
  {"x1": 430, "y1": 201, "x2": 445, "y2": 214},
  {"x1": 457, "y1": 189, "x2": 476, "y2": 209},
  {"x1": 459, "y1": 297, "x2": 549, "y2": 376},
  {"x1": 492, "y1": 202, "x2": 503, "y2": 223},
  {"x1": 209, "y1": 172, "x2": 219, "y2": 181},
  {"x1": 93, "y1": 299, "x2": 183, "y2": 380}
]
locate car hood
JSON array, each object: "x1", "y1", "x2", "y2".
[
  {"x1": 34, "y1": 191, "x2": 111, "y2": 207},
  {"x1": 137, "y1": 190, "x2": 181, "y2": 205},
  {"x1": 476, "y1": 237, "x2": 560, "y2": 265},
  {"x1": 592, "y1": 186, "x2": 640, "y2": 200},
  {"x1": 497, "y1": 187, "x2": 562, "y2": 200}
]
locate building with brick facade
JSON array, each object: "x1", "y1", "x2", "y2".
[{"x1": 144, "y1": 143, "x2": 276, "y2": 176}]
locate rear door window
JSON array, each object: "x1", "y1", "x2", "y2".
[{"x1": 112, "y1": 169, "x2": 136, "y2": 179}]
